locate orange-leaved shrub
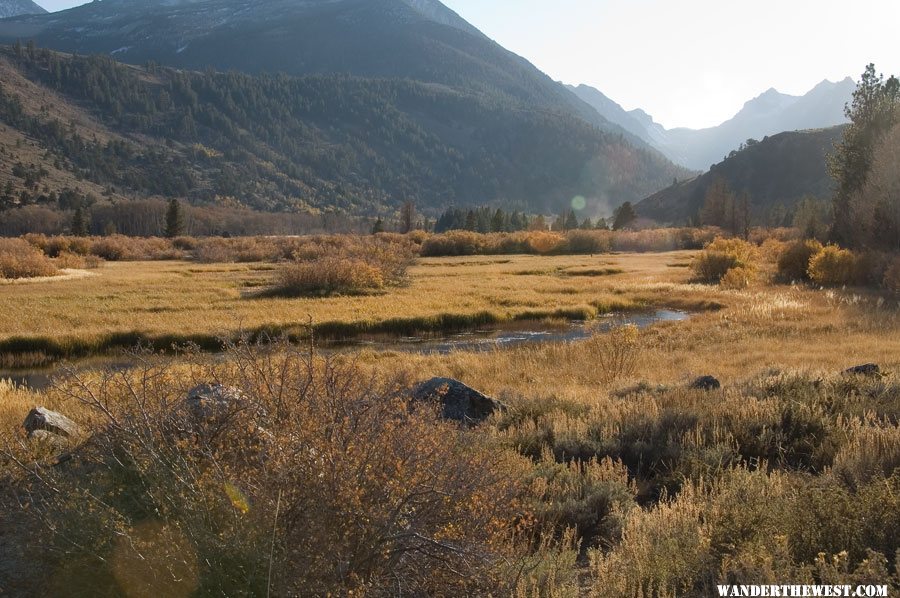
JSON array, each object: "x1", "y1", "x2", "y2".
[
  {"x1": 0, "y1": 238, "x2": 58, "y2": 279},
  {"x1": 777, "y1": 239, "x2": 824, "y2": 282},
  {"x1": 692, "y1": 237, "x2": 759, "y2": 286},
  {"x1": 807, "y1": 245, "x2": 861, "y2": 286}
]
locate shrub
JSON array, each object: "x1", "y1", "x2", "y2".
[
  {"x1": 273, "y1": 237, "x2": 415, "y2": 297},
  {"x1": 54, "y1": 251, "x2": 87, "y2": 270},
  {"x1": 0, "y1": 238, "x2": 58, "y2": 279},
  {"x1": 529, "y1": 454, "x2": 636, "y2": 544},
  {"x1": 10, "y1": 345, "x2": 531, "y2": 596},
  {"x1": 777, "y1": 239, "x2": 823, "y2": 281},
  {"x1": 89, "y1": 236, "x2": 135, "y2": 261},
  {"x1": 692, "y1": 237, "x2": 759, "y2": 284},
  {"x1": 586, "y1": 323, "x2": 641, "y2": 385},
  {"x1": 720, "y1": 265, "x2": 755, "y2": 289},
  {"x1": 807, "y1": 245, "x2": 860, "y2": 286},
  {"x1": 277, "y1": 257, "x2": 385, "y2": 296}
]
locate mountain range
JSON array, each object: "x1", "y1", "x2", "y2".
[
  {"x1": 0, "y1": 0, "x2": 690, "y2": 218},
  {"x1": 569, "y1": 78, "x2": 855, "y2": 170},
  {"x1": 635, "y1": 125, "x2": 846, "y2": 225},
  {"x1": 0, "y1": 0, "x2": 45, "y2": 19},
  {"x1": 0, "y1": 0, "x2": 850, "y2": 224}
]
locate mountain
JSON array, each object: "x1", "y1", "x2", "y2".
[
  {"x1": 0, "y1": 0, "x2": 638, "y2": 140},
  {"x1": 0, "y1": 0, "x2": 690, "y2": 218},
  {"x1": 0, "y1": 0, "x2": 46, "y2": 18},
  {"x1": 571, "y1": 79, "x2": 855, "y2": 170},
  {"x1": 636, "y1": 126, "x2": 846, "y2": 225},
  {"x1": 0, "y1": 46, "x2": 687, "y2": 217}
]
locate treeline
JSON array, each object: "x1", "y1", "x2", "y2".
[
  {"x1": 0, "y1": 200, "x2": 368, "y2": 237},
  {"x1": 0, "y1": 42, "x2": 685, "y2": 217},
  {"x1": 433, "y1": 203, "x2": 640, "y2": 234}
]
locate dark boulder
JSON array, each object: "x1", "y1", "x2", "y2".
[
  {"x1": 23, "y1": 407, "x2": 80, "y2": 438},
  {"x1": 843, "y1": 364, "x2": 881, "y2": 377},
  {"x1": 690, "y1": 376, "x2": 721, "y2": 391},
  {"x1": 411, "y1": 378, "x2": 506, "y2": 424}
]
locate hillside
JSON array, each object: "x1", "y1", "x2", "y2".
[
  {"x1": 636, "y1": 126, "x2": 845, "y2": 225},
  {"x1": 0, "y1": 0, "x2": 643, "y2": 142},
  {"x1": 0, "y1": 0, "x2": 45, "y2": 19},
  {"x1": 0, "y1": 46, "x2": 687, "y2": 217},
  {"x1": 572, "y1": 79, "x2": 854, "y2": 169}
]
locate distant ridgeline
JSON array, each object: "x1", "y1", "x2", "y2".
[
  {"x1": 0, "y1": 44, "x2": 686, "y2": 220},
  {"x1": 635, "y1": 126, "x2": 846, "y2": 228}
]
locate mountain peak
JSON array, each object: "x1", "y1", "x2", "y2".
[{"x1": 0, "y1": 0, "x2": 46, "y2": 18}]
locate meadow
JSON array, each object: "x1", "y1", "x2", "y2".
[{"x1": 1, "y1": 235, "x2": 900, "y2": 596}]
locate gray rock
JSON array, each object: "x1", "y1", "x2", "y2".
[
  {"x1": 411, "y1": 378, "x2": 506, "y2": 424},
  {"x1": 183, "y1": 383, "x2": 248, "y2": 421},
  {"x1": 27, "y1": 429, "x2": 72, "y2": 452},
  {"x1": 690, "y1": 376, "x2": 721, "y2": 391},
  {"x1": 22, "y1": 407, "x2": 80, "y2": 438},
  {"x1": 843, "y1": 364, "x2": 881, "y2": 377}
]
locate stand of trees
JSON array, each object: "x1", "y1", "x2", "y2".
[
  {"x1": 433, "y1": 206, "x2": 614, "y2": 234},
  {"x1": 830, "y1": 64, "x2": 900, "y2": 250}
]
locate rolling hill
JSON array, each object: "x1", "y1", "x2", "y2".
[{"x1": 635, "y1": 126, "x2": 845, "y2": 225}]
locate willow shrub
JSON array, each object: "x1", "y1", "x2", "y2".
[
  {"x1": 0, "y1": 238, "x2": 58, "y2": 279},
  {"x1": 692, "y1": 237, "x2": 760, "y2": 286}
]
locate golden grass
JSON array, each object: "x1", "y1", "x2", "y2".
[{"x1": 0, "y1": 251, "x2": 721, "y2": 363}]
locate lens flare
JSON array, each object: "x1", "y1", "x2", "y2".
[
  {"x1": 225, "y1": 482, "x2": 251, "y2": 514},
  {"x1": 571, "y1": 195, "x2": 587, "y2": 211}
]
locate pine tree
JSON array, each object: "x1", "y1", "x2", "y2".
[
  {"x1": 830, "y1": 64, "x2": 900, "y2": 246},
  {"x1": 564, "y1": 210, "x2": 579, "y2": 231},
  {"x1": 612, "y1": 202, "x2": 637, "y2": 230},
  {"x1": 72, "y1": 207, "x2": 89, "y2": 236},
  {"x1": 491, "y1": 208, "x2": 506, "y2": 232},
  {"x1": 165, "y1": 198, "x2": 185, "y2": 238},
  {"x1": 371, "y1": 217, "x2": 385, "y2": 235}
]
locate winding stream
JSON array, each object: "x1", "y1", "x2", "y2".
[{"x1": 0, "y1": 309, "x2": 690, "y2": 391}]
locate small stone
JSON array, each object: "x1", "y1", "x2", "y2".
[
  {"x1": 843, "y1": 364, "x2": 881, "y2": 377},
  {"x1": 690, "y1": 376, "x2": 721, "y2": 391}
]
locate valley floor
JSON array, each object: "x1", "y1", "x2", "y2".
[{"x1": 2, "y1": 251, "x2": 899, "y2": 595}]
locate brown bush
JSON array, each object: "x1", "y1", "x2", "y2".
[
  {"x1": 277, "y1": 257, "x2": 385, "y2": 296},
  {"x1": 10, "y1": 345, "x2": 529, "y2": 595},
  {"x1": 273, "y1": 237, "x2": 415, "y2": 296},
  {"x1": 0, "y1": 238, "x2": 58, "y2": 279},
  {"x1": 53, "y1": 251, "x2": 87, "y2": 270},
  {"x1": 777, "y1": 239, "x2": 823, "y2": 282}
]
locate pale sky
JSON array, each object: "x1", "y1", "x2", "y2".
[{"x1": 38, "y1": 0, "x2": 900, "y2": 129}]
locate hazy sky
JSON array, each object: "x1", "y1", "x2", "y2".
[{"x1": 37, "y1": 0, "x2": 900, "y2": 129}]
